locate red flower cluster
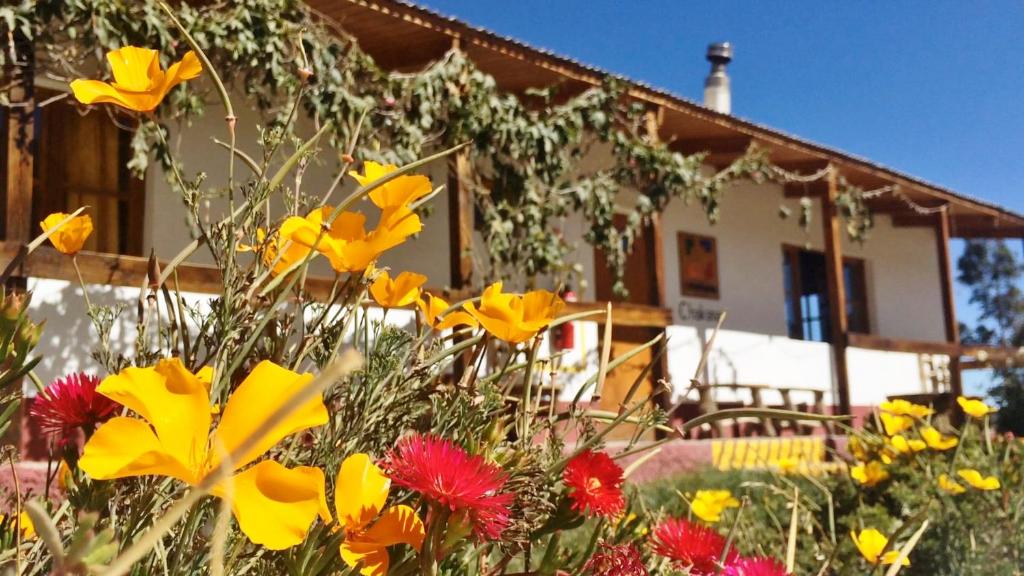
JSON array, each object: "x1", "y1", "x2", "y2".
[
  {"x1": 30, "y1": 373, "x2": 119, "y2": 445},
  {"x1": 583, "y1": 542, "x2": 648, "y2": 576},
  {"x1": 383, "y1": 434, "x2": 513, "y2": 540},
  {"x1": 563, "y1": 450, "x2": 626, "y2": 518},
  {"x1": 724, "y1": 556, "x2": 790, "y2": 576},
  {"x1": 651, "y1": 518, "x2": 735, "y2": 575}
]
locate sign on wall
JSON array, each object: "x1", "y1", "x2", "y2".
[{"x1": 678, "y1": 231, "x2": 720, "y2": 299}]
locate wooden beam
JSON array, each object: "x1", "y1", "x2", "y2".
[
  {"x1": 935, "y1": 207, "x2": 962, "y2": 396},
  {"x1": 447, "y1": 148, "x2": 473, "y2": 289},
  {"x1": 822, "y1": 169, "x2": 851, "y2": 416},
  {"x1": 669, "y1": 135, "x2": 752, "y2": 168},
  {"x1": 4, "y1": 36, "x2": 34, "y2": 245}
]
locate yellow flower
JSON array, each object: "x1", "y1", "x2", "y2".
[
  {"x1": 851, "y1": 528, "x2": 910, "y2": 566},
  {"x1": 690, "y1": 490, "x2": 740, "y2": 523},
  {"x1": 847, "y1": 436, "x2": 870, "y2": 462},
  {"x1": 880, "y1": 412, "x2": 913, "y2": 436},
  {"x1": 370, "y1": 271, "x2": 427, "y2": 309},
  {"x1": 0, "y1": 511, "x2": 35, "y2": 539},
  {"x1": 850, "y1": 460, "x2": 889, "y2": 487},
  {"x1": 464, "y1": 282, "x2": 564, "y2": 344},
  {"x1": 330, "y1": 454, "x2": 425, "y2": 576},
  {"x1": 957, "y1": 396, "x2": 996, "y2": 419},
  {"x1": 920, "y1": 426, "x2": 958, "y2": 451},
  {"x1": 284, "y1": 207, "x2": 421, "y2": 273},
  {"x1": 70, "y1": 47, "x2": 202, "y2": 113},
  {"x1": 417, "y1": 293, "x2": 479, "y2": 331},
  {"x1": 79, "y1": 359, "x2": 330, "y2": 550},
  {"x1": 937, "y1": 473, "x2": 966, "y2": 495},
  {"x1": 888, "y1": 434, "x2": 926, "y2": 455},
  {"x1": 880, "y1": 398, "x2": 933, "y2": 418},
  {"x1": 957, "y1": 469, "x2": 1001, "y2": 491},
  {"x1": 40, "y1": 212, "x2": 93, "y2": 255},
  {"x1": 349, "y1": 161, "x2": 433, "y2": 210},
  {"x1": 237, "y1": 227, "x2": 315, "y2": 277}
]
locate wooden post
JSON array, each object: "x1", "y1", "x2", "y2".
[
  {"x1": 644, "y1": 108, "x2": 673, "y2": 425},
  {"x1": 822, "y1": 169, "x2": 851, "y2": 416},
  {"x1": 447, "y1": 148, "x2": 473, "y2": 289},
  {"x1": 2, "y1": 35, "x2": 33, "y2": 456},
  {"x1": 936, "y1": 206, "x2": 963, "y2": 396},
  {"x1": 4, "y1": 36, "x2": 34, "y2": 245}
]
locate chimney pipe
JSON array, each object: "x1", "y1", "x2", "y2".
[{"x1": 703, "y1": 42, "x2": 733, "y2": 114}]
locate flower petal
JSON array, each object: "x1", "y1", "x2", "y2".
[
  {"x1": 335, "y1": 453, "x2": 390, "y2": 531},
  {"x1": 107, "y1": 46, "x2": 160, "y2": 92},
  {"x1": 96, "y1": 360, "x2": 211, "y2": 474},
  {"x1": 362, "y1": 505, "x2": 425, "y2": 549},
  {"x1": 69, "y1": 79, "x2": 159, "y2": 112},
  {"x1": 340, "y1": 505, "x2": 425, "y2": 576},
  {"x1": 160, "y1": 51, "x2": 203, "y2": 95},
  {"x1": 212, "y1": 361, "x2": 327, "y2": 470},
  {"x1": 216, "y1": 461, "x2": 325, "y2": 550},
  {"x1": 79, "y1": 417, "x2": 195, "y2": 483}
]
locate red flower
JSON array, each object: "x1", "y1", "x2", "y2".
[
  {"x1": 383, "y1": 434, "x2": 513, "y2": 540},
  {"x1": 30, "y1": 373, "x2": 119, "y2": 445},
  {"x1": 651, "y1": 518, "x2": 734, "y2": 575},
  {"x1": 563, "y1": 450, "x2": 625, "y2": 518},
  {"x1": 583, "y1": 542, "x2": 648, "y2": 576},
  {"x1": 724, "y1": 556, "x2": 790, "y2": 576}
]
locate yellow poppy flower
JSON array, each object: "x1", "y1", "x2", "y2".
[
  {"x1": 40, "y1": 212, "x2": 93, "y2": 255},
  {"x1": 879, "y1": 398, "x2": 933, "y2": 418},
  {"x1": 0, "y1": 511, "x2": 35, "y2": 539},
  {"x1": 417, "y1": 293, "x2": 479, "y2": 331},
  {"x1": 330, "y1": 454, "x2": 425, "y2": 576},
  {"x1": 463, "y1": 282, "x2": 564, "y2": 344},
  {"x1": 879, "y1": 412, "x2": 913, "y2": 436},
  {"x1": 78, "y1": 359, "x2": 330, "y2": 550},
  {"x1": 957, "y1": 469, "x2": 1001, "y2": 491},
  {"x1": 349, "y1": 161, "x2": 433, "y2": 210},
  {"x1": 850, "y1": 460, "x2": 889, "y2": 487},
  {"x1": 237, "y1": 227, "x2": 315, "y2": 276},
  {"x1": 370, "y1": 271, "x2": 427, "y2": 309},
  {"x1": 70, "y1": 47, "x2": 202, "y2": 113},
  {"x1": 284, "y1": 207, "x2": 421, "y2": 273},
  {"x1": 920, "y1": 426, "x2": 958, "y2": 451},
  {"x1": 851, "y1": 528, "x2": 910, "y2": 566},
  {"x1": 690, "y1": 490, "x2": 740, "y2": 523},
  {"x1": 957, "y1": 396, "x2": 996, "y2": 419},
  {"x1": 937, "y1": 473, "x2": 966, "y2": 495},
  {"x1": 888, "y1": 434, "x2": 926, "y2": 455}
]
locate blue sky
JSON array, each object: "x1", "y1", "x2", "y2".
[{"x1": 422, "y1": 1, "x2": 1024, "y2": 394}]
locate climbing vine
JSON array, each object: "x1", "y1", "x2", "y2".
[{"x1": 2, "y1": 0, "x2": 871, "y2": 295}]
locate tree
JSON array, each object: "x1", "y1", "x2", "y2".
[{"x1": 956, "y1": 239, "x2": 1024, "y2": 433}]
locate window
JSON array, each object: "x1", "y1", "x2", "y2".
[
  {"x1": 678, "y1": 231, "x2": 720, "y2": 299},
  {"x1": 782, "y1": 246, "x2": 869, "y2": 341},
  {"x1": 0, "y1": 90, "x2": 146, "y2": 254}
]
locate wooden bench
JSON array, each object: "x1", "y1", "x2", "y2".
[{"x1": 676, "y1": 383, "x2": 832, "y2": 438}]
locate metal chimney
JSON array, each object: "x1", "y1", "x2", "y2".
[{"x1": 703, "y1": 42, "x2": 733, "y2": 114}]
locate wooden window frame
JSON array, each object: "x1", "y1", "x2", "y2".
[
  {"x1": 677, "y1": 231, "x2": 720, "y2": 300},
  {"x1": 782, "y1": 244, "x2": 870, "y2": 341}
]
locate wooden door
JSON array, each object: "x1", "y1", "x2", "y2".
[{"x1": 593, "y1": 215, "x2": 663, "y2": 439}]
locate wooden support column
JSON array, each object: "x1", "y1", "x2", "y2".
[
  {"x1": 822, "y1": 169, "x2": 851, "y2": 416},
  {"x1": 447, "y1": 148, "x2": 473, "y2": 289},
  {"x1": 936, "y1": 206, "x2": 963, "y2": 396},
  {"x1": 644, "y1": 107, "x2": 673, "y2": 424},
  {"x1": 4, "y1": 36, "x2": 34, "y2": 246}
]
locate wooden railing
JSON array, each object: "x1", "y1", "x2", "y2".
[
  {"x1": 847, "y1": 332, "x2": 1023, "y2": 366},
  {"x1": 0, "y1": 243, "x2": 673, "y2": 328}
]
